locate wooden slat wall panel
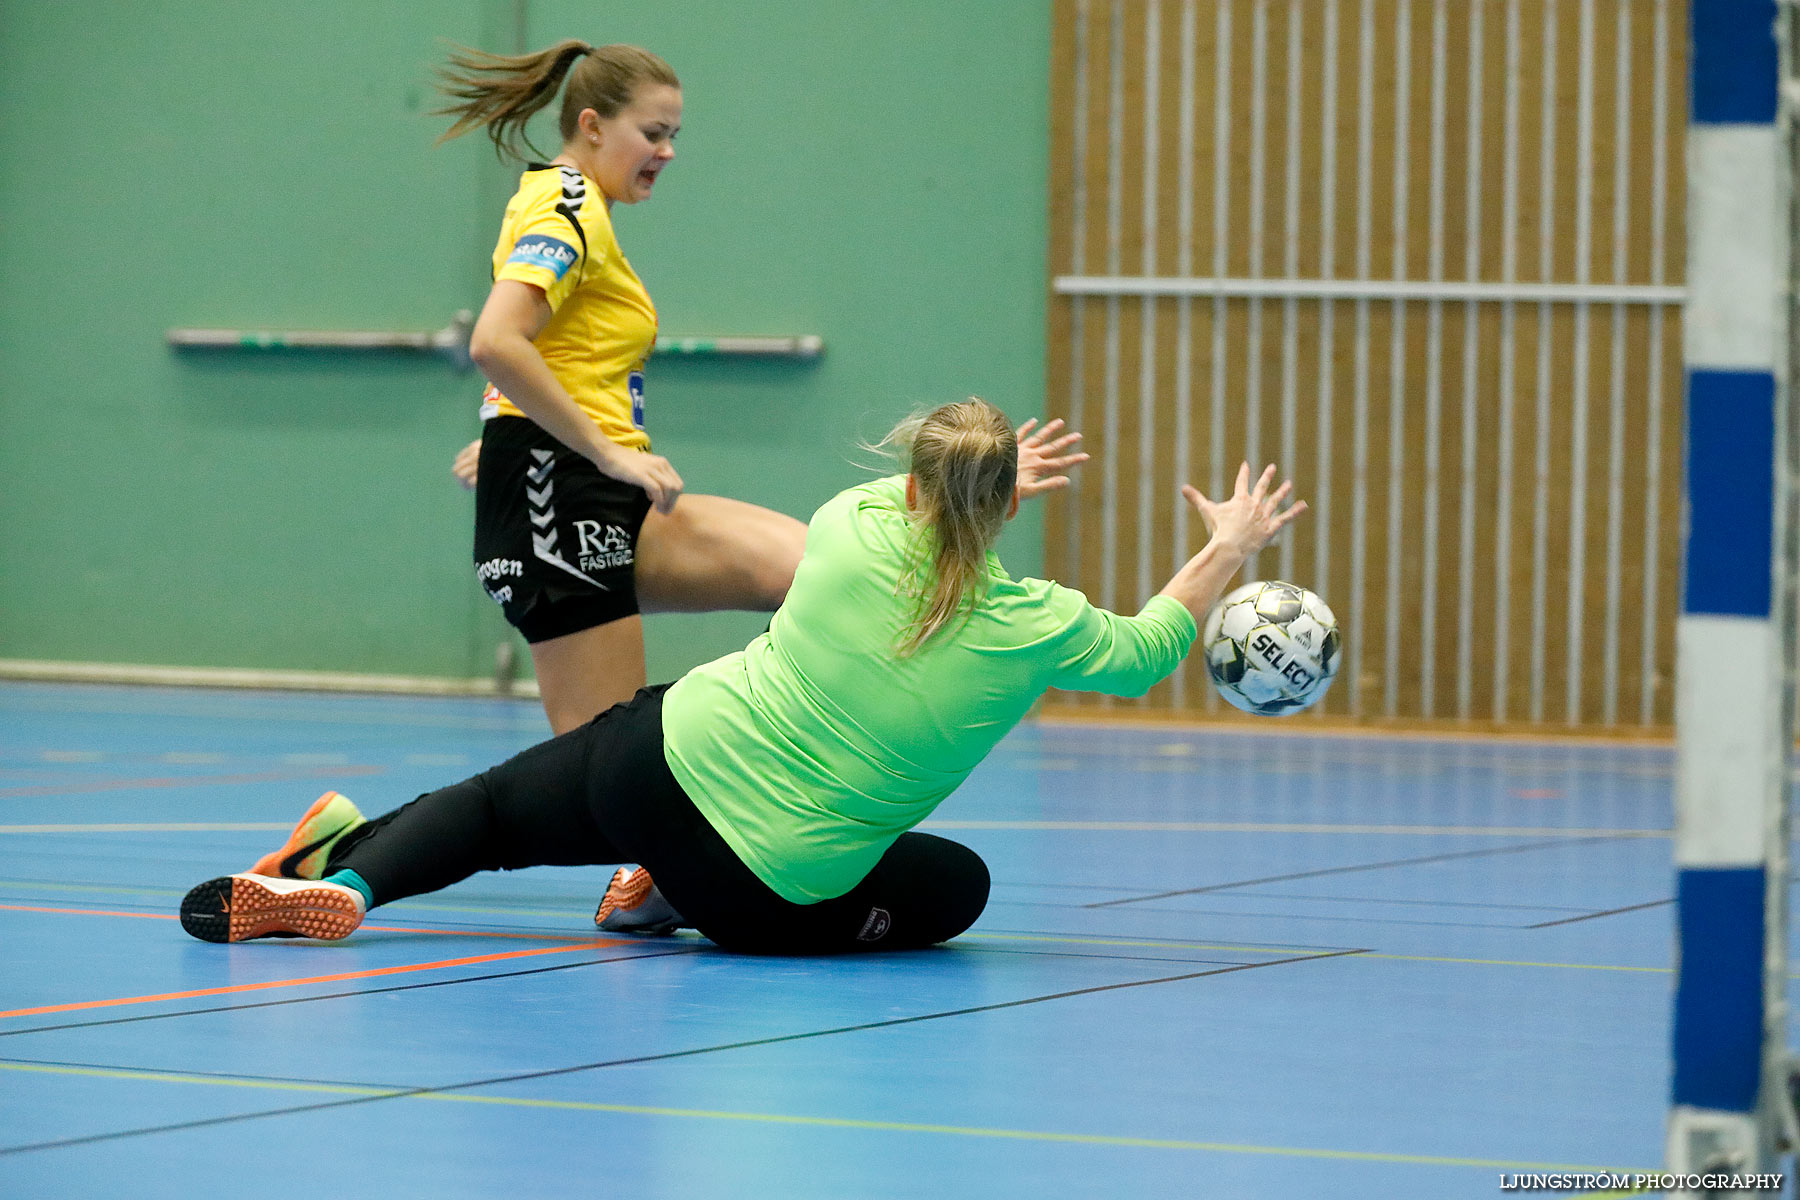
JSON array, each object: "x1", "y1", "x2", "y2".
[{"x1": 1046, "y1": 0, "x2": 1685, "y2": 731}]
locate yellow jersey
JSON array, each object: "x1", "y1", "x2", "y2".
[{"x1": 480, "y1": 164, "x2": 656, "y2": 452}]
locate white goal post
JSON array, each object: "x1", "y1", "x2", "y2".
[{"x1": 1667, "y1": 0, "x2": 1800, "y2": 1192}]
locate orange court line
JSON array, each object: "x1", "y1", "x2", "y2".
[
  {"x1": 0, "y1": 937, "x2": 622, "y2": 1020},
  {"x1": 0, "y1": 764, "x2": 385, "y2": 799},
  {"x1": 0, "y1": 904, "x2": 180, "y2": 921},
  {"x1": 0, "y1": 903, "x2": 605, "y2": 941}
]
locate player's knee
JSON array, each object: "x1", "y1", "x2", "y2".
[
  {"x1": 892, "y1": 834, "x2": 993, "y2": 949},
  {"x1": 751, "y1": 517, "x2": 806, "y2": 606},
  {"x1": 751, "y1": 552, "x2": 799, "y2": 607},
  {"x1": 922, "y1": 839, "x2": 990, "y2": 943}
]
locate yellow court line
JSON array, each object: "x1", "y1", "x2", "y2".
[
  {"x1": 0, "y1": 879, "x2": 181, "y2": 898},
  {"x1": 0, "y1": 1060, "x2": 1637, "y2": 1174},
  {"x1": 0, "y1": 766, "x2": 384, "y2": 801},
  {"x1": 923, "y1": 819, "x2": 1668, "y2": 837}
]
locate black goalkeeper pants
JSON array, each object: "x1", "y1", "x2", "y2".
[{"x1": 324, "y1": 685, "x2": 990, "y2": 955}]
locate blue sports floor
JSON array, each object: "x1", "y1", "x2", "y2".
[{"x1": 0, "y1": 680, "x2": 1742, "y2": 1197}]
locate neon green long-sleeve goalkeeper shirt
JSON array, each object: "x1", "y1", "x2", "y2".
[{"x1": 661, "y1": 475, "x2": 1197, "y2": 904}]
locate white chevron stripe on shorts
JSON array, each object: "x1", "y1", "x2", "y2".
[{"x1": 523, "y1": 450, "x2": 605, "y2": 590}]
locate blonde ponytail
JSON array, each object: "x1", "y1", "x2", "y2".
[
  {"x1": 876, "y1": 399, "x2": 1018, "y2": 656},
  {"x1": 434, "y1": 40, "x2": 678, "y2": 161}
]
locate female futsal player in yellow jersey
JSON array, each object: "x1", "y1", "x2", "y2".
[{"x1": 438, "y1": 40, "x2": 813, "y2": 734}]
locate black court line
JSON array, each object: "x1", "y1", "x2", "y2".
[
  {"x1": 1084, "y1": 906, "x2": 1544, "y2": 932},
  {"x1": 958, "y1": 946, "x2": 1257, "y2": 967},
  {"x1": 0, "y1": 947, "x2": 1366, "y2": 1156},
  {"x1": 1525, "y1": 898, "x2": 1673, "y2": 929},
  {"x1": 0, "y1": 946, "x2": 701, "y2": 1039},
  {"x1": 0, "y1": 1054, "x2": 420, "y2": 1095},
  {"x1": 975, "y1": 926, "x2": 1358, "y2": 954},
  {"x1": 1238, "y1": 889, "x2": 1592, "y2": 914},
  {"x1": 1083, "y1": 835, "x2": 1631, "y2": 908},
  {"x1": 987, "y1": 897, "x2": 1549, "y2": 931}
]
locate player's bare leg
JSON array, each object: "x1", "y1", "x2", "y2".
[
  {"x1": 528, "y1": 616, "x2": 648, "y2": 735},
  {"x1": 636, "y1": 494, "x2": 805, "y2": 613}
]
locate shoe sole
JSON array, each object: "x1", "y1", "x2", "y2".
[
  {"x1": 596, "y1": 868, "x2": 652, "y2": 920},
  {"x1": 595, "y1": 869, "x2": 681, "y2": 935},
  {"x1": 180, "y1": 876, "x2": 363, "y2": 943}
]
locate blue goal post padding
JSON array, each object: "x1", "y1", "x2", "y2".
[
  {"x1": 1671, "y1": 865, "x2": 1768, "y2": 1113},
  {"x1": 1683, "y1": 369, "x2": 1776, "y2": 619},
  {"x1": 1692, "y1": 0, "x2": 1779, "y2": 125}
]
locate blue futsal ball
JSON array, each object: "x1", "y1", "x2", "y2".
[{"x1": 1201, "y1": 580, "x2": 1341, "y2": 716}]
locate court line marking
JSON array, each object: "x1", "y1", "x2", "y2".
[
  {"x1": 0, "y1": 678, "x2": 1680, "y2": 752},
  {"x1": 1526, "y1": 899, "x2": 1674, "y2": 929},
  {"x1": 2, "y1": 899, "x2": 1340, "y2": 959},
  {"x1": 0, "y1": 880, "x2": 610, "y2": 925},
  {"x1": 960, "y1": 947, "x2": 1255, "y2": 967},
  {"x1": 3, "y1": 819, "x2": 1673, "y2": 837},
  {"x1": 1084, "y1": 835, "x2": 1632, "y2": 908},
  {"x1": 0, "y1": 947, "x2": 701, "y2": 1039},
  {"x1": 967, "y1": 931, "x2": 1350, "y2": 954},
  {"x1": 0, "y1": 691, "x2": 545, "y2": 734},
  {"x1": 0, "y1": 906, "x2": 1684, "y2": 978},
  {"x1": 0, "y1": 822, "x2": 291, "y2": 834},
  {"x1": 998, "y1": 899, "x2": 1585, "y2": 931},
  {"x1": 0, "y1": 879, "x2": 190, "y2": 897},
  {"x1": 0, "y1": 766, "x2": 384, "y2": 800},
  {"x1": 968, "y1": 933, "x2": 1675, "y2": 975},
  {"x1": 0, "y1": 905, "x2": 1688, "y2": 976},
  {"x1": 1206, "y1": 889, "x2": 1593, "y2": 913},
  {"x1": 5, "y1": 938, "x2": 1335, "y2": 1040},
  {"x1": 926, "y1": 819, "x2": 1669, "y2": 837},
  {"x1": 0, "y1": 933, "x2": 626, "y2": 1021},
  {"x1": 998, "y1": 879, "x2": 1596, "y2": 913},
  {"x1": 1361, "y1": 953, "x2": 1668, "y2": 974},
  {"x1": 0, "y1": 1057, "x2": 1634, "y2": 1174},
  {"x1": 0, "y1": 903, "x2": 603, "y2": 941},
  {"x1": 7, "y1": 876, "x2": 1595, "y2": 933},
  {"x1": 0, "y1": 950, "x2": 1363, "y2": 1156},
  {"x1": 2, "y1": 819, "x2": 1673, "y2": 838}
]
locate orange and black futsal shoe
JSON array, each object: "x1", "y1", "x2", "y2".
[
  {"x1": 179, "y1": 874, "x2": 366, "y2": 944},
  {"x1": 250, "y1": 791, "x2": 367, "y2": 880}
]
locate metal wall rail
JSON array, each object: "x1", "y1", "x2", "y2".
[
  {"x1": 167, "y1": 316, "x2": 824, "y2": 367},
  {"x1": 167, "y1": 311, "x2": 477, "y2": 365}
]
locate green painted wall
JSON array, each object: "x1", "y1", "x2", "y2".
[{"x1": 0, "y1": 2, "x2": 1049, "y2": 686}]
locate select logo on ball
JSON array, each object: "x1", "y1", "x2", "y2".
[{"x1": 1202, "y1": 581, "x2": 1340, "y2": 716}]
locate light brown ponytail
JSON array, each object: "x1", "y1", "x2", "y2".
[
  {"x1": 878, "y1": 399, "x2": 1018, "y2": 656},
  {"x1": 434, "y1": 40, "x2": 678, "y2": 161}
]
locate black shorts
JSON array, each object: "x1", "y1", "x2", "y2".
[{"x1": 473, "y1": 416, "x2": 653, "y2": 643}]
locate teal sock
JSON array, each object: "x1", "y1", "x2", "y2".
[{"x1": 325, "y1": 868, "x2": 374, "y2": 909}]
